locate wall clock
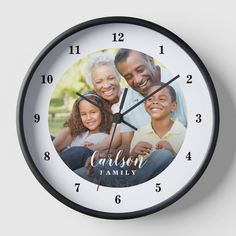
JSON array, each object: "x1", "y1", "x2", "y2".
[{"x1": 17, "y1": 16, "x2": 219, "y2": 219}]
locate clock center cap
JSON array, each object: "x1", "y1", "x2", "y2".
[{"x1": 113, "y1": 113, "x2": 123, "y2": 124}]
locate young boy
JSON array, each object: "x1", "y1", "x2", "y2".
[{"x1": 130, "y1": 83, "x2": 186, "y2": 162}]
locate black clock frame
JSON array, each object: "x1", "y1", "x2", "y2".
[{"x1": 17, "y1": 16, "x2": 220, "y2": 219}]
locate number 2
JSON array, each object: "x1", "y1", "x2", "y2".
[{"x1": 187, "y1": 74, "x2": 192, "y2": 83}]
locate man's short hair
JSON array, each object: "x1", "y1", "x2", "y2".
[{"x1": 114, "y1": 48, "x2": 150, "y2": 67}]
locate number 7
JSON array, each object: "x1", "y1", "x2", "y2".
[{"x1": 75, "y1": 183, "x2": 80, "y2": 192}]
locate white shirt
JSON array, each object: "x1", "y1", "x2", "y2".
[
  {"x1": 111, "y1": 87, "x2": 124, "y2": 114},
  {"x1": 130, "y1": 119, "x2": 186, "y2": 156},
  {"x1": 69, "y1": 131, "x2": 108, "y2": 147}
]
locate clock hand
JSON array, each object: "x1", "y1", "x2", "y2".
[
  {"x1": 115, "y1": 88, "x2": 137, "y2": 130},
  {"x1": 122, "y1": 120, "x2": 137, "y2": 131},
  {"x1": 96, "y1": 88, "x2": 128, "y2": 191},
  {"x1": 119, "y1": 87, "x2": 128, "y2": 111},
  {"x1": 107, "y1": 87, "x2": 128, "y2": 154},
  {"x1": 76, "y1": 91, "x2": 137, "y2": 130},
  {"x1": 122, "y1": 75, "x2": 180, "y2": 116},
  {"x1": 102, "y1": 117, "x2": 137, "y2": 135}
]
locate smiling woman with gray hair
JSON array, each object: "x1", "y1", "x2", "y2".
[
  {"x1": 85, "y1": 51, "x2": 124, "y2": 113},
  {"x1": 76, "y1": 51, "x2": 126, "y2": 152}
]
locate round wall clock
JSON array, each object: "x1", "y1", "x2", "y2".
[{"x1": 17, "y1": 17, "x2": 219, "y2": 219}]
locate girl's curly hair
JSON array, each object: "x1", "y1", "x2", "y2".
[{"x1": 64, "y1": 92, "x2": 113, "y2": 138}]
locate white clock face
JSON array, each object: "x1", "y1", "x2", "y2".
[{"x1": 17, "y1": 17, "x2": 219, "y2": 219}]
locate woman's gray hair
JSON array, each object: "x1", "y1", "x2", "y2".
[{"x1": 85, "y1": 51, "x2": 121, "y2": 86}]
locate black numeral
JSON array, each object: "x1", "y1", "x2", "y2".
[
  {"x1": 115, "y1": 195, "x2": 121, "y2": 204},
  {"x1": 196, "y1": 114, "x2": 202, "y2": 123},
  {"x1": 186, "y1": 152, "x2": 192, "y2": 161},
  {"x1": 34, "y1": 114, "x2": 40, "y2": 123},
  {"x1": 187, "y1": 75, "x2": 193, "y2": 83},
  {"x1": 41, "y1": 75, "x2": 53, "y2": 84},
  {"x1": 159, "y1": 45, "x2": 164, "y2": 54},
  {"x1": 44, "y1": 151, "x2": 50, "y2": 161},
  {"x1": 69, "y1": 45, "x2": 80, "y2": 54},
  {"x1": 112, "y1": 33, "x2": 124, "y2": 42},
  {"x1": 155, "y1": 183, "x2": 161, "y2": 192},
  {"x1": 75, "y1": 183, "x2": 80, "y2": 192}
]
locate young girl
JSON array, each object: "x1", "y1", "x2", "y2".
[{"x1": 53, "y1": 91, "x2": 112, "y2": 170}]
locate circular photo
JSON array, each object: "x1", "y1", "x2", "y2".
[{"x1": 49, "y1": 48, "x2": 187, "y2": 187}]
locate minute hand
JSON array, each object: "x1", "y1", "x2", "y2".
[{"x1": 122, "y1": 75, "x2": 180, "y2": 116}]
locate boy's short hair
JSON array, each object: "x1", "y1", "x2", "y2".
[{"x1": 158, "y1": 82, "x2": 176, "y2": 102}]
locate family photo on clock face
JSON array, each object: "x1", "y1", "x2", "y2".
[{"x1": 49, "y1": 48, "x2": 187, "y2": 187}]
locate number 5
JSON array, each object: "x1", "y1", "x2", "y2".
[{"x1": 155, "y1": 183, "x2": 161, "y2": 192}]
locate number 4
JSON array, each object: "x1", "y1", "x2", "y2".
[{"x1": 186, "y1": 152, "x2": 192, "y2": 161}]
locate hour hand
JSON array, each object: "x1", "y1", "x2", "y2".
[
  {"x1": 76, "y1": 91, "x2": 137, "y2": 130},
  {"x1": 122, "y1": 119, "x2": 137, "y2": 131},
  {"x1": 122, "y1": 75, "x2": 180, "y2": 116},
  {"x1": 112, "y1": 88, "x2": 137, "y2": 130}
]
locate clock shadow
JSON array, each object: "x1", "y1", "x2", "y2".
[{"x1": 148, "y1": 72, "x2": 236, "y2": 218}]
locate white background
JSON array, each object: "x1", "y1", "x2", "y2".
[{"x1": 1, "y1": 0, "x2": 235, "y2": 235}]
